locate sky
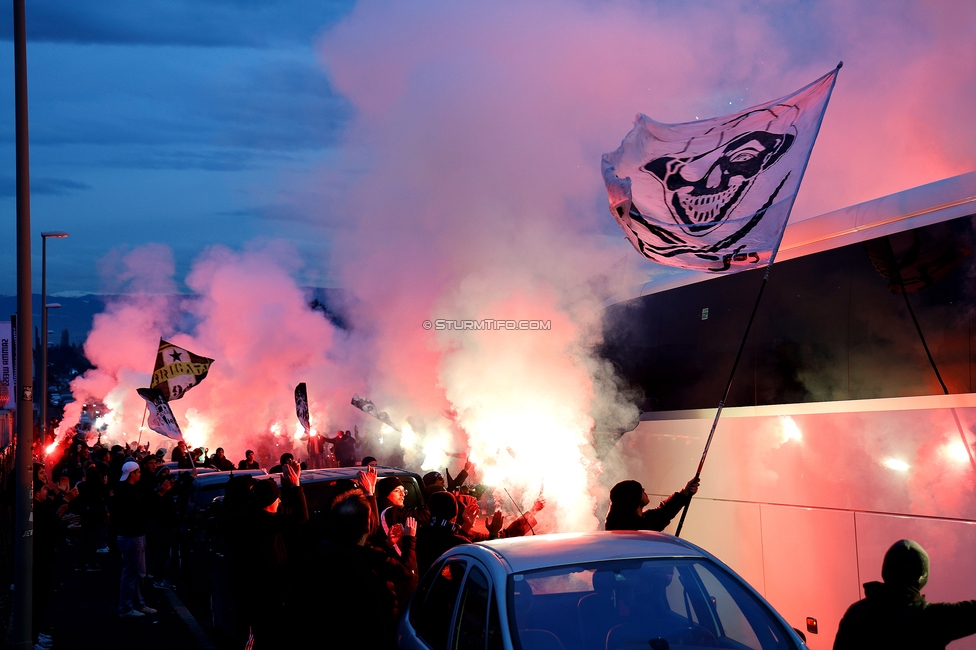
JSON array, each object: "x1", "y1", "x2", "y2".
[{"x1": 0, "y1": 0, "x2": 973, "y2": 297}]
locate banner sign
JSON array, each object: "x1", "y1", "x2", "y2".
[{"x1": 0, "y1": 321, "x2": 12, "y2": 409}]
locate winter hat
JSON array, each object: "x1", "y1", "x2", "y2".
[
  {"x1": 423, "y1": 471, "x2": 443, "y2": 487},
  {"x1": 252, "y1": 479, "x2": 280, "y2": 509},
  {"x1": 428, "y1": 491, "x2": 458, "y2": 521},
  {"x1": 119, "y1": 461, "x2": 141, "y2": 482},
  {"x1": 609, "y1": 480, "x2": 644, "y2": 510},
  {"x1": 882, "y1": 539, "x2": 929, "y2": 590},
  {"x1": 376, "y1": 476, "x2": 403, "y2": 501}
]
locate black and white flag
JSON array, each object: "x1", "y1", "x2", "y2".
[
  {"x1": 351, "y1": 394, "x2": 400, "y2": 432},
  {"x1": 602, "y1": 66, "x2": 840, "y2": 273},
  {"x1": 137, "y1": 387, "x2": 184, "y2": 441},
  {"x1": 295, "y1": 382, "x2": 310, "y2": 433}
]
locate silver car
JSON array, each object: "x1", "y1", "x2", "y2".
[{"x1": 398, "y1": 530, "x2": 808, "y2": 650}]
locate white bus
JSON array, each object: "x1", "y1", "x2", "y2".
[{"x1": 601, "y1": 170, "x2": 976, "y2": 649}]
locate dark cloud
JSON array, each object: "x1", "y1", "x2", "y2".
[
  {"x1": 199, "y1": 58, "x2": 353, "y2": 151},
  {"x1": 0, "y1": 1, "x2": 355, "y2": 48},
  {"x1": 0, "y1": 56, "x2": 351, "y2": 169},
  {"x1": 213, "y1": 203, "x2": 311, "y2": 223},
  {"x1": 0, "y1": 176, "x2": 90, "y2": 197}
]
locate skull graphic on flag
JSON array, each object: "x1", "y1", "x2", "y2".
[{"x1": 602, "y1": 66, "x2": 839, "y2": 273}]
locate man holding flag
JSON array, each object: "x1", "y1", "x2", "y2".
[{"x1": 601, "y1": 65, "x2": 840, "y2": 535}]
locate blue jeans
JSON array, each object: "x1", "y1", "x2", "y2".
[{"x1": 118, "y1": 535, "x2": 146, "y2": 613}]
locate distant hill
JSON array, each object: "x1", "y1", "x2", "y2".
[
  {"x1": 0, "y1": 288, "x2": 350, "y2": 347},
  {"x1": 0, "y1": 294, "x2": 107, "y2": 346}
]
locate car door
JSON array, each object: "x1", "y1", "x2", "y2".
[
  {"x1": 408, "y1": 558, "x2": 468, "y2": 650},
  {"x1": 450, "y1": 561, "x2": 506, "y2": 650}
]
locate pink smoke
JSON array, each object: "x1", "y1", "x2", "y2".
[
  {"x1": 62, "y1": 244, "x2": 366, "y2": 466},
  {"x1": 66, "y1": 0, "x2": 976, "y2": 531}
]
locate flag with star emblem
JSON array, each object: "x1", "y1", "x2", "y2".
[
  {"x1": 150, "y1": 339, "x2": 214, "y2": 401},
  {"x1": 137, "y1": 387, "x2": 184, "y2": 440}
]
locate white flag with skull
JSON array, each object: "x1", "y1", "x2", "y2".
[{"x1": 602, "y1": 66, "x2": 840, "y2": 273}]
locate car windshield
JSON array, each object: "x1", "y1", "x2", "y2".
[{"x1": 508, "y1": 558, "x2": 795, "y2": 650}]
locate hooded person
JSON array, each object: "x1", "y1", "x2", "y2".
[
  {"x1": 416, "y1": 491, "x2": 471, "y2": 576},
  {"x1": 233, "y1": 465, "x2": 308, "y2": 649},
  {"x1": 604, "y1": 477, "x2": 699, "y2": 532},
  {"x1": 376, "y1": 476, "x2": 430, "y2": 528},
  {"x1": 296, "y1": 487, "x2": 415, "y2": 649},
  {"x1": 834, "y1": 539, "x2": 976, "y2": 649}
]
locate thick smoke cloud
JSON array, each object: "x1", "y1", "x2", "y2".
[
  {"x1": 63, "y1": 243, "x2": 363, "y2": 465},
  {"x1": 63, "y1": 0, "x2": 976, "y2": 531},
  {"x1": 309, "y1": 0, "x2": 975, "y2": 525}
]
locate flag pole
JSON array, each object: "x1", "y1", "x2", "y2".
[
  {"x1": 137, "y1": 403, "x2": 148, "y2": 445},
  {"x1": 674, "y1": 262, "x2": 773, "y2": 537},
  {"x1": 886, "y1": 239, "x2": 976, "y2": 476},
  {"x1": 139, "y1": 337, "x2": 160, "y2": 446},
  {"x1": 674, "y1": 62, "x2": 843, "y2": 538}
]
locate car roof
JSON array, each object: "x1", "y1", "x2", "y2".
[
  {"x1": 473, "y1": 531, "x2": 705, "y2": 573},
  {"x1": 192, "y1": 469, "x2": 268, "y2": 486},
  {"x1": 168, "y1": 467, "x2": 215, "y2": 475},
  {"x1": 265, "y1": 466, "x2": 422, "y2": 482}
]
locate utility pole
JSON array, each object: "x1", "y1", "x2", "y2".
[{"x1": 12, "y1": 0, "x2": 34, "y2": 646}]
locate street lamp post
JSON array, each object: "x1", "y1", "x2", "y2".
[{"x1": 40, "y1": 232, "x2": 68, "y2": 447}]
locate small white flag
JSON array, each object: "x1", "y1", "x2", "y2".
[{"x1": 137, "y1": 387, "x2": 184, "y2": 441}]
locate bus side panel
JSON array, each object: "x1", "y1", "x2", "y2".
[
  {"x1": 758, "y1": 504, "x2": 860, "y2": 650},
  {"x1": 663, "y1": 497, "x2": 766, "y2": 594},
  {"x1": 854, "y1": 512, "x2": 976, "y2": 650},
  {"x1": 609, "y1": 403, "x2": 976, "y2": 520}
]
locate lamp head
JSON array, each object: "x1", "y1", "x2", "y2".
[{"x1": 40, "y1": 231, "x2": 69, "y2": 239}]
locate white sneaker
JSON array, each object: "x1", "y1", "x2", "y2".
[
  {"x1": 120, "y1": 609, "x2": 145, "y2": 618},
  {"x1": 138, "y1": 606, "x2": 157, "y2": 615},
  {"x1": 96, "y1": 546, "x2": 110, "y2": 554}
]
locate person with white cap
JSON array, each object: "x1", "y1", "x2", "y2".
[{"x1": 112, "y1": 459, "x2": 170, "y2": 617}]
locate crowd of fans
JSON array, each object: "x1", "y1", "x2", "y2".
[{"x1": 22, "y1": 430, "x2": 545, "y2": 650}]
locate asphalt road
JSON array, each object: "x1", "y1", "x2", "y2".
[{"x1": 44, "y1": 543, "x2": 217, "y2": 650}]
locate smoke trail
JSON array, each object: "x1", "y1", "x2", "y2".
[{"x1": 61, "y1": 243, "x2": 363, "y2": 465}]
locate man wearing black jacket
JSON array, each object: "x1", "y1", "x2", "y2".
[
  {"x1": 416, "y1": 491, "x2": 470, "y2": 577},
  {"x1": 604, "y1": 477, "x2": 699, "y2": 531},
  {"x1": 298, "y1": 488, "x2": 414, "y2": 649},
  {"x1": 207, "y1": 447, "x2": 235, "y2": 471},
  {"x1": 113, "y1": 461, "x2": 171, "y2": 617},
  {"x1": 834, "y1": 539, "x2": 976, "y2": 649},
  {"x1": 234, "y1": 462, "x2": 308, "y2": 649}
]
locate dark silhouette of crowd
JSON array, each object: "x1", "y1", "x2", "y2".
[{"x1": 23, "y1": 431, "x2": 545, "y2": 650}]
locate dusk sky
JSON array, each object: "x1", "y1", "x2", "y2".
[{"x1": 0, "y1": 0, "x2": 974, "y2": 296}]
